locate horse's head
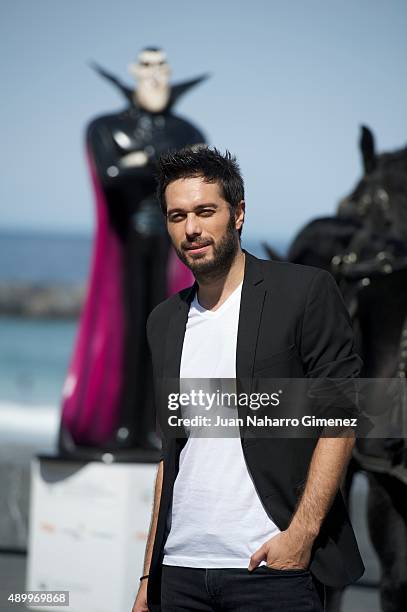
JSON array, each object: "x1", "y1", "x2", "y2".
[
  {"x1": 332, "y1": 127, "x2": 407, "y2": 382},
  {"x1": 337, "y1": 126, "x2": 407, "y2": 259}
]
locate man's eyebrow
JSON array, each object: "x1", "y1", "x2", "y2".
[{"x1": 167, "y1": 203, "x2": 218, "y2": 215}]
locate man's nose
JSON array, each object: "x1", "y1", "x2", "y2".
[{"x1": 185, "y1": 213, "x2": 202, "y2": 238}]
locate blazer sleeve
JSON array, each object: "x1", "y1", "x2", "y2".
[
  {"x1": 300, "y1": 269, "x2": 363, "y2": 379},
  {"x1": 146, "y1": 310, "x2": 164, "y2": 462},
  {"x1": 299, "y1": 269, "x2": 367, "y2": 426}
]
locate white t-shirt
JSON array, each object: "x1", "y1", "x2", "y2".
[{"x1": 162, "y1": 281, "x2": 280, "y2": 568}]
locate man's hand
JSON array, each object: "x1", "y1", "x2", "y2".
[
  {"x1": 131, "y1": 579, "x2": 149, "y2": 612},
  {"x1": 248, "y1": 528, "x2": 314, "y2": 571}
]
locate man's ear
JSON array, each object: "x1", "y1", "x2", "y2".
[{"x1": 235, "y1": 200, "x2": 245, "y2": 231}]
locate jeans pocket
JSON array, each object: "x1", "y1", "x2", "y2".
[{"x1": 262, "y1": 565, "x2": 310, "y2": 576}]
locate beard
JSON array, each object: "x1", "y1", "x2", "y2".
[{"x1": 174, "y1": 212, "x2": 240, "y2": 280}]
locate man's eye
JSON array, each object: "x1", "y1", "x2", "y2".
[
  {"x1": 199, "y1": 209, "x2": 214, "y2": 216},
  {"x1": 169, "y1": 214, "x2": 184, "y2": 222}
]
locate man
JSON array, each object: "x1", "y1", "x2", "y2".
[{"x1": 132, "y1": 147, "x2": 364, "y2": 612}]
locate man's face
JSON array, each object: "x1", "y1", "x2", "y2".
[{"x1": 165, "y1": 176, "x2": 244, "y2": 277}]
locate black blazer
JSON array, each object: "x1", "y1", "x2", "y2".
[{"x1": 146, "y1": 250, "x2": 364, "y2": 611}]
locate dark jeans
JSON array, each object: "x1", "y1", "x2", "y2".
[{"x1": 161, "y1": 564, "x2": 325, "y2": 611}]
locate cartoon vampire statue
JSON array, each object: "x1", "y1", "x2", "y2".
[{"x1": 58, "y1": 47, "x2": 208, "y2": 459}]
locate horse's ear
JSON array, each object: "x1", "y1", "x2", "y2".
[{"x1": 360, "y1": 125, "x2": 377, "y2": 174}]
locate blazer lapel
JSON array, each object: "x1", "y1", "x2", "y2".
[
  {"x1": 236, "y1": 250, "x2": 267, "y2": 396},
  {"x1": 162, "y1": 250, "x2": 266, "y2": 423},
  {"x1": 162, "y1": 281, "x2": 197, "y2": 445},
  {"x1": 163, "y1": 282, "x2": 197, "y2": 378}
]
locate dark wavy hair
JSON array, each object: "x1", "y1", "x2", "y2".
[{"x1": 156, "y1": 145, "x2": 245, "y2": 235}]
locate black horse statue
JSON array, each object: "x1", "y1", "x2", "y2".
[{"x1": 265, "y1": 126, "x2": 407, "y2": 612}]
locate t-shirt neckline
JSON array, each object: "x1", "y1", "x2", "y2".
[{"x1": 192, "y1": 281, "x2": 243, "y2": 317}]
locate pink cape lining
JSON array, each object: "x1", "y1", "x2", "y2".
[{"x1": 60, "y1": 149, "x2": 193, "y2": 445}]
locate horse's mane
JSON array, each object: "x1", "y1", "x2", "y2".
[
  {"x1": 375, "y1": 146, "x2": 407, "y2": 192},
  {"x1": 378, "y1": 145, "x2": 407, "y2": 170}
]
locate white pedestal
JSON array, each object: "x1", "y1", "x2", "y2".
[{"x1": 26, "y1": 457, "x2": 157, "y2": 612}]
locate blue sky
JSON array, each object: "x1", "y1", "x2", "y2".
[{"x1": 1, "y1": 0, "x2": 406, "y2": 243}]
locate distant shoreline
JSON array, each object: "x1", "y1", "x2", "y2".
[
  {"x1": 0, "y1": 281, "x2": 85, "y2": 318},
  {"x1": 0, "y1": 227, "x2": 93, "y2": 239}
]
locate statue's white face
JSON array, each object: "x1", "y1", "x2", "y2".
[{"x1": 129, "y1": 49, "x2": 171, "y2": 112}]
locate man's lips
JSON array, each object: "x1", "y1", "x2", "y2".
[{"x1": 184, "y1": 243, "x2": 212, "y2": 253}]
